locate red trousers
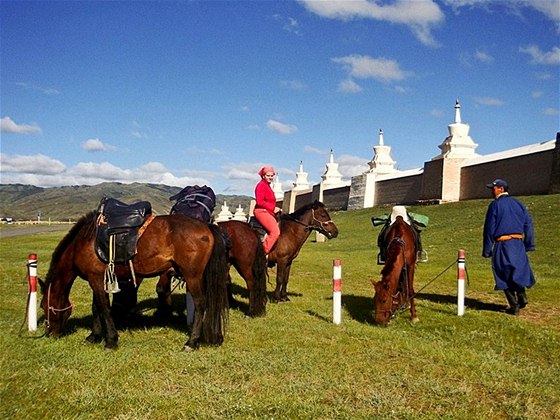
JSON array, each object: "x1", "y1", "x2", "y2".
[{"x1": 254, "y1": 208, "x2": 280, "y2": 254}]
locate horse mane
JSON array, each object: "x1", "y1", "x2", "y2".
[
  {"x1": 285, "y1": 201, "x2": 323, "y2": 220},
  {"x1": 380, "y1": 218, "x2": 409, "y2": 278},
  {"x1": 45, "y1": 210, "x2": 97, "y2": 284}
]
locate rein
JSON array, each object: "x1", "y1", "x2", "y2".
[
  {"x1": 284, "y1": 209, "x2": 335, "y2": 237},
  {"x1": 45, "y1": 282, "x2": 74, "y2": 330}
]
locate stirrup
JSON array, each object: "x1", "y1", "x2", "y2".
[{"x1": 417, "y1": 250, "x2": 428, "y2": 263}]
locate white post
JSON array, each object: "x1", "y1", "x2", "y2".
[
  {"x1": 333, "y1": 259, "x2": 342, "y2": 325},
  {"x1": 457, "y1": 249, "x2": 466, "y2": 316},
  {"x1": 186, "y1": 292, "x2": 194, "y2": 326},
  {"x1": 27, "y1": 254, "x2": 38, "y2": 331}
]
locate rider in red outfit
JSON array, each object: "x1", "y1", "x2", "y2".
[{"x1": 254, "y1": 166, "x2": 282, "y2": 255}]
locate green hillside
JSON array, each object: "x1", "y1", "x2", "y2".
[{"x1": 0, "y1": 183, "x2": 252, "y2": 221}]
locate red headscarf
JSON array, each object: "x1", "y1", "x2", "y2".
[{"x1": 258, "y1": 166, "x2": 276, "y2": 177}]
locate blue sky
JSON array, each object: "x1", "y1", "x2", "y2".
[{"x1": 1, "y1": 0, "x2": 559, "y2": 196}]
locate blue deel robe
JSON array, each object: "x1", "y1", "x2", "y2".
[{"x1": 482, "y1": 194, "x2": 536, "y2": 290}]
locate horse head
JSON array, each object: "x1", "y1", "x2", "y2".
[
  {"x1": 310, "y1": 201, "x2": 339, "y2": 239},
  {"x1": 39, "y1": 277, "x2": 73, "y2": 337},
  {"x1": 372, "y1": 278, "x2": 394, "y2": 326}
]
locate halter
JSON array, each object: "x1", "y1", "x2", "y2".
[
  {"x1": 45, "y1": 282, "x2": 74, "y2": 331},
  {"x1": 285, "y1": 208, "x2": 336, "y2": 237}
]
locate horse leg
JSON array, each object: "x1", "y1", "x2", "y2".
[
  {"x1": 184, "y1": 290, "x2": 204, "y2": 351},
  {"x1": 273, "y1": 262, "x2": 291, "y2": 302},
  {"x1": 280, "y1": 263, "x2": 293, "y2": 302},
  {"x1": 85, "y1": 295, "x2": 103, "y2": 344},
  {"x1": 226, "y1": 271, "x2": 240, "y2": 309},
  {"x1": 408, "y1": 264, "x2": 419, "y2": 323},
  {"x1": 91, "y1": 282, "x2": 119, "y2": 350},
  {"x1": 155, "y1": 271, "x2": 174, "y2": 319}
]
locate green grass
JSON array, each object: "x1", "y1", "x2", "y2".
[{"x1": 1, "y1": 196, "x2": 559, "y2": 419}]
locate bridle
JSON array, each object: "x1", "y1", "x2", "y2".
[
  {"x1": 44, "y1": 282, "x2": 74, "y2": 331},
  {"x1": 285, "y1": 208, "x2": 336, "y2": 237},
  {"x1": 374, "y1": 236, "x2": 411, "y2": 320}
]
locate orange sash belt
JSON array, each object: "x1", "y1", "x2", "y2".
[{"x1": 496, "y1": 234, "x2": 523, "y2": 242}]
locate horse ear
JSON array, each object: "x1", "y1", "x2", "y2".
[{"x1": 38, "y1": 278, "x2": 46, "y2": 293}]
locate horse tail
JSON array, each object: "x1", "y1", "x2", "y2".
[
  {"x1": 202, "y1": 223, "x2": 229, "y2": 345},
  {"x1": 250, "y1": 230, "x2": 268, "y2": 316}
]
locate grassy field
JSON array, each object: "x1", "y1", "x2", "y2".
[{"x1": 1, "y1": 195, "x2": 559, "y2": 419}]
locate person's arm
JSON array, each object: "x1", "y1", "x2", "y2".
[{"x1": 482, "y1": 203, "x2": 495, "y2": 258}]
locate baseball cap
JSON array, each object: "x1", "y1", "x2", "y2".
[{"x1": 486, "y1": 179, "x2": 508, "y2": 188}]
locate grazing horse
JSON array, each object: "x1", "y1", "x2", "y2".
[
  {"x1": 372, "y1": 216, "x2": 419, "y2": 326},
  {"x1": 268, "y1": 200, "x2": 338, "y2": 302},
  {"x1": 39, "y1": 211, "x2": 229, "y2": 351},
  {"x1": 155, "y1": 219, "x2": 268, "y2": 317}
]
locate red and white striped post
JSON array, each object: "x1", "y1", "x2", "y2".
[
  {"x1": 457, "y1": 249, "x2": 466, "y2": 316},
  {"x1": 27, "y1": 253, "x2": 38, "y2": 331},
  {"x1": 333, "y1": 259, "x2": 342, "y2": 325}
]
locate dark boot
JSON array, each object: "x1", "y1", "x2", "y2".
[
  {"x1": 503, "y1": 289, "x2": 519, "y2": 315},
  {"x1": 517, "y1": 289, "x2": 528, "y2": 309}
]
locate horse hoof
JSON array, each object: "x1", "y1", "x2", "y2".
[
  {"x1": 85, "y1": 334, "x2": 102, "y2": 344},
  {"x1": 183, "y1": 344, "x2": 197, "y2": 352},
  {"x1": 104, "y1": 344, "x2": 118, "y2": 351},
  {"x1": 280, "y1": 296, "x2": 291, "y2": 302},
  {"x1": 411, "y1": 317, "x2": 420, "y2": 324}
]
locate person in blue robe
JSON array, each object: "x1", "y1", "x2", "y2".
[{"x1": 482, "y1": 179, "x2": 536, "y2": 315}]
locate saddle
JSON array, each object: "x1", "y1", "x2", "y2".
[
  {"x1": 372, "y1": 206, "x2": 428, "y2": 265},
  {"x1": 248, "y1": 216, "x2": 267, "y2": 242},
  {"x1": 169, "y1": 185, "x2": 216, "y2": 223},
  {"x1": 95, "y1": 197, "x2": 154, "y2": 292}
]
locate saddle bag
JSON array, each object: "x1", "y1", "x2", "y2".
[{"x1": 169, "y1": 185, "x2": 216, "y2": 223}]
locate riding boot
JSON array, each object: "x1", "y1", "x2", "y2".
[
  {"x1": 503, "y1": 289, "x2": 519, "y2": 315},
  {"x1": 517, "y1": 288, "x2": 528, "y2": 309}
]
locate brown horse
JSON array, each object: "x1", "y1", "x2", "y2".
[
  {"x1": 372, "y1": 216, "x2": 419, "y2": 326},
  {"x1": 268, "y1": 200, "x2": 338, "y2": 302},
  {"x1": 155, "y1": 219, "x2": 268, "y2": 317},
  {"x1": 39, "y1": 211, "x2": 229, "y2": 351}
]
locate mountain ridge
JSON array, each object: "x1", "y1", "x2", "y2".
[{"x1": 0, "y1": 183, "x2": 253, "y2": 221}]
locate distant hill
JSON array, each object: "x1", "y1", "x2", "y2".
[{"x1": 0, "y1": 183, "x2": 253, "y2": 222}]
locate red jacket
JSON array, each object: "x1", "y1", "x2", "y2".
[{"x1": 254, "y1": 179, "x2": 276, "y2": 215}]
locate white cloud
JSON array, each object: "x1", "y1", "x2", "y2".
[
  {"x1": 15, "y1": 82, "x2": 60, "y2": 95},
  {"x1": 332, "y1": 54, "x2": 412, "y2": 83},
  {"x1": 336, "y1": 154, "x2": 370, "y2": 178},
  {"x1": 273, "y1": 14, "x2": 303, "y2": 36},
  {"x1": 544, "y1": 107, "x2": 560, "y2": 116},
  {"x1": 444, "y1": 0, "x2": 560, "y2": 22},
  {"x1": 475, "y1": 49, "x2": 494, "y2": 63},
  {"x1": 0, "y1": 154, "x2": 213, "y2": 188},
  {"x1": 0, "y1": 116, "x2": 42, "y2": 134},
  {"x1": 337, "y1": 78, "x2": 363, "y2": 93},
  {"x1": 266, "y1": 119, "x2": 298, "y2": 135},
  {"x1": 281, "y1": 80, "x2": 307, "y2": 90},
  {"x1": 82, "y1": 138, "x2": 111, "y2": 152},
  {"x1": 0, "y1": 153, "x2": 65, "y2": 175},
  {"x1": 300, "y1": 0, "x2": 444, "y2": 47},
  {"x1": 519, "y1": 45, "x2": 560, "y2": 65},
  {"x1": 474, "y1": 96, "x2": 505, "y2": 106}
]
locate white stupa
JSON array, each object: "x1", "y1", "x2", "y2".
[
  {"x1": 321, "y1": 150, "x2": 344, "y2": 187},
  {"x1": 367, "y1": 129, "x2": 396, "y2": 174},
  {"x1": 215, "y1": 201, "x2": 233, "y2": 222},
  {"x1": 233, "y1": 204, "x2": 247, "y2": 221},
  {"x1": 272, "y1": 175, "x2": 284, "y2": 201},
  {"x1": 293, "y1": 161, "x2": 311, "y2": 191},
  {"x1": 433, "y1": 99, "x2": 479, "y2": 160}
]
